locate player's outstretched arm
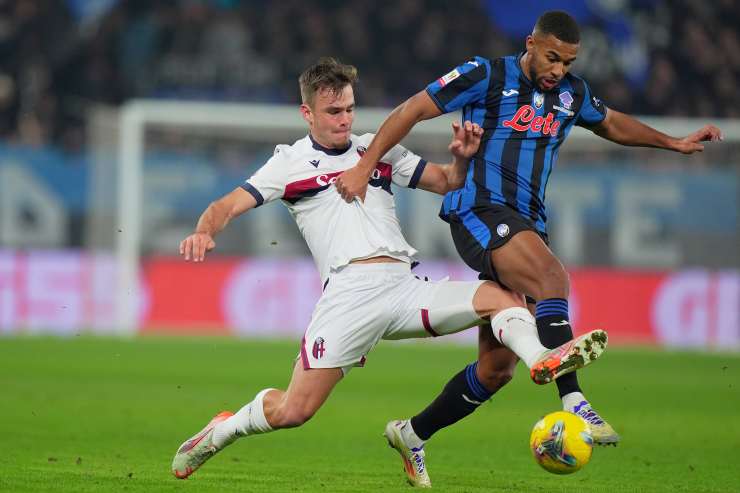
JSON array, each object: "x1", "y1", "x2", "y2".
[
  {"x1": 593, "y1": 109, "x2": 723, "y2": 154},
  {"x1": 416, "y1": 121, "x2": 483, "y2": 195},
  {"x1": 335, "y1": 90, "x2": 442, "y2": 202},
  {"x1": 180, "y1": 187, "x2": 257, "y2": 262}
]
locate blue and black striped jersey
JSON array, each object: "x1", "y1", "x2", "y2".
[{"x1": 426, "y1": 53, "x2": 607, "y2": 233}]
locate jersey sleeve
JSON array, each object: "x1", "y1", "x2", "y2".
[
  {"x1": 385, "y1": 143, "x2": 427, "y2": 189},
  {"x1": 575, "y1": 80, "x2": 608, "y2": 128},
  {"x1": 425, "y1": 56, "x2": 490, "y2": 113},
  {"x1": 241, "y1": 147, "x2": 287, "y2": 206}
]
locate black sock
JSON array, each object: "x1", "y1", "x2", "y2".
[
  {"x1": 535, "y1": 298, "x2": 581, "y2": 398},
  {"x1": 410, "y1": 362, "x2": 494, "y2": 441}
]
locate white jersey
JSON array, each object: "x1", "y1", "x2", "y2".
[{"x1": 243, "y1": 133, "x2": 428, "y2": 282}]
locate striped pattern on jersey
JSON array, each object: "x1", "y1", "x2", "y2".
[{"x1": 427, "y1": 54, "x2": 606, "y2": 234}]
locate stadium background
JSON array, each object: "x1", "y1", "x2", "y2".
[
  {"x1": 1, "y1": 0, "x2": 737, "y2": 347},
  {"x1": 1, "y1": 1, "x2": 739, "y2": 492}
]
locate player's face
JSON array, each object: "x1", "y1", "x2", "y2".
[
  {"x1": 301, "y1": 85, "x2": 355, "y2": 149},
  {"x1": 525, "y1": 33, "x2": 579, "y2": 92}
]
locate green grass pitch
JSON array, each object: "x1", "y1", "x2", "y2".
[{"x1": 1, "y1": 336, "x2": 738, "y2": 492}]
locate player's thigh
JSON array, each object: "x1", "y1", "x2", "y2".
[
  {"x1": 490, "y1": 230, "x2": 567, "y2": 297},
  {"x1": 301, "y1": 268, "x2": 392, "y2": 371},
  {"x1": 472, "y1": 280, "x2": 527, "y2": 318},
  {"x1": 450, "y1": 207, "x2": 564, "y2": 297},
  {"x1": 386, "y1": 277, "x2": 486, "y2": 340}
]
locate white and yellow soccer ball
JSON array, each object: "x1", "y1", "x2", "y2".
[{"x1": 529, "y1": 411, "x2": 593, "y2": 474}]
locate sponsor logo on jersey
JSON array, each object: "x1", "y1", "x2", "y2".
[
  {"x1": 312, "y1": 337, "x2": 326, "y2": 359},
  {"x1": 502, "y1": 88, "x2": 519, "y2": 97},
  {"x1": 533, "y1": 92, "x2": 544, "y2": 109},
  {"x1": 308, "y1": 159, "x2": 320, "y2": 168},
  {"x1": 502, "y1": 106, "x2": 561, "y2": 136},
  {"x1": 437, "y1": 68, "x2": 461, "y2": 87},
  {"x1": 553, "y1": 105, "x2": 574, "y2": 116},
  {"x1": 559, "y1": 91, "x2": 574, "y2": 110},
  {"x1": 496, "y1": 223, "x2": 510, "y2": 237},
  {"x1": 283, "y1": 163, "x2": 393, "y2": 203}
]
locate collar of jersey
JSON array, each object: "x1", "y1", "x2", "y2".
[
  {"x1": 515, "y1": 51, "x2": 534, "y2": 88},
  {"x1": 308, "y1": 133, "x2": 352, "y2": 156}
]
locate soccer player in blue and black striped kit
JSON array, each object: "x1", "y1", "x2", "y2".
[{"x1": 336, "y1": 10, "x2": 722, "y2": 487}]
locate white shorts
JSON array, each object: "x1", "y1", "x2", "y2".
[{"x1": 299, "y1": 262, "x2": 485, "y2": 374}]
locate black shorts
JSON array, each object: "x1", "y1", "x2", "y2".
[{"x1": 448, "y1": 205, "x2": 548, "y2": 290}]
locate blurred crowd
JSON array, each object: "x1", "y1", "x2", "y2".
[{"x1": 0, "y1": 0, "x2": 738, "y2": 151}]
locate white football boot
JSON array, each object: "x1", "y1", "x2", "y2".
[
  {"x1": 571, "y1": 400, "x2": 620, "y2": 445},
  {"x1": 172, "y1": 411, "x2": 234, "y2": 479},
  {"x1": 384, "y1": 420, "x2": 431, "y2": 488}
]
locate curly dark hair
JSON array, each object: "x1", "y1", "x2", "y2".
[{"x1": 534, "y1": 11, "x2": 580, "y2": 44}]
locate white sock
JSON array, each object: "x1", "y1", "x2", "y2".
[
  {"x1": 490, "y1": 307, "x2": 547, "y2": 368},
  {"x1": 212, "y1": 388, "x2": 275, "y2": 448},
  {"x1": 400, "y1": 420, "x2": 425, "y2": 450},
  {"x1": 562, "y1": 391, "x2": 587, "y2": 412}
]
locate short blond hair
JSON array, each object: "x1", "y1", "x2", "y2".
[{"x1": 299, "y1": 57, "x2": 358, "y2": 106}]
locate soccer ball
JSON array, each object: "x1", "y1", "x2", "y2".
[{"x1": 529, "y1": 411, "x2": 593, "y2": 474}]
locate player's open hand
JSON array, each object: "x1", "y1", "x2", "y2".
[
  {"x1": 674, "y1": 124, "x2": 723, "y2": 154},
  {"x1": 180, "y1": 233, "x2": 216, "y2": 262},
  {"x1": 448, "y1": 121, "x2": 483, "y2": 159},
  {"x1": 335, "y1": 159, "x2": 372, "y2": 203}
]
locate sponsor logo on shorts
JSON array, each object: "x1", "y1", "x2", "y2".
[
  {"x1": 312, "y1": 337, "x2": 326, "y2": 359},
  {"x1": 496, "y1": 223, "x2": 510, "y2": 237}
]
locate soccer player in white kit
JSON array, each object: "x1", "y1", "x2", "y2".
[{"x1": 171, "y1": 58, "x2": 607, "y2": 483}]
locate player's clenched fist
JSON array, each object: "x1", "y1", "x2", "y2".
[
  {"x1": 180, "y1": 233, "x2": 216, "y2": 262},
  {"x1": 335, "y1": 163, "x2": 371, "y2": 203}
]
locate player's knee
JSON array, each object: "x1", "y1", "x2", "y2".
[
  {"x1": 473, "y1": 282, "x2": 526, "y2": 317},
  {"x1": 533, "y1": 257, "x2": 569, "y2": 298}
]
